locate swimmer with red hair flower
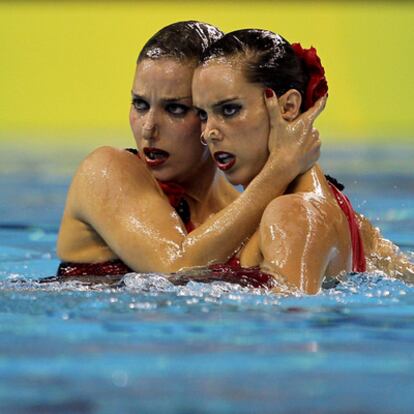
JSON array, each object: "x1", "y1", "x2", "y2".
[{"x1": 192, "y1": 29, "x2": 414, "y2": 293}]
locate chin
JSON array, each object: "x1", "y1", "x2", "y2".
[
  {"x1": 151, "y1": 168, "x2": 176, "y2": 183},
  {"x1": 159, "y1": 168, "x2": 196, "y2": 185},
  {"x1": 225, "y1": 171, "x2": 251, "y2": 188}
]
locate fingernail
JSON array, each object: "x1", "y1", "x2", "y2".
[{"x1": 265, "y1": 88, "x2": 274, "y2": 98}]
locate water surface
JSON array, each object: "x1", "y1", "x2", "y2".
[{"x1": 1, "y1": 143, "x2": 413, "y2": 413}]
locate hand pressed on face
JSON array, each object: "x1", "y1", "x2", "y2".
[
  {"x1": 264, "y1": 91, "x2": 327, "y2": 175},
  {"x1": 192, "y1": 61, "x2": 271, "y2": 187},
  {"x1": 193, "y1": 58, "x2": 328, "y2": 187}
]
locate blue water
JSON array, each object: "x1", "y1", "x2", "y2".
[{"x1": 1, "y1": 143, "x2": 414, "y2": 413}]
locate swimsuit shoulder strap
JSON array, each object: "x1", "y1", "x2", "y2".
[
  {"x1": 124, "y1": 148, "x2": 194, "y2": 233},
  {"x1": 328, "y1": 181, "x2": 366, "y2": 272}
]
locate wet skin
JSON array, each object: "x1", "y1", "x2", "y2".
[
  {"x1": 193, "y1": 62, "x2": 270, "y2": 187},
  {"x1": 130, "y1": 59, "x2": 212, "y2": 187},
  {"x1": 192, "y1": 59, "x2": 412, "y2": 294},
  {"x1": 57, "y1": 57, "x2": 321, "y2": 275}
]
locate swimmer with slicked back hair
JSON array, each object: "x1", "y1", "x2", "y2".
[
  {"x1": 192, "y1": 29, "x2": 414, "y2": 294},
  {"x1": 56, "y1": 22, "x2": 323, "y2": 278}
]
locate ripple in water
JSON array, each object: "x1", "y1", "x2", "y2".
[{"x1": 1, "y1": 271, "x2": 413, "y2": 310}]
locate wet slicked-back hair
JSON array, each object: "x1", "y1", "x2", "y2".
[
  {"x1": 138, "y1": 21, "x2": 223, "y2": 63},
  {"x1": 200, "y1": 29, "x2": 308, "y2": 109}
]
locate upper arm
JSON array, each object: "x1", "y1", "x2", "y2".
[
  {"x1": 259, "y1": 194, "x2": 336, "y2": 294},
  {"x1": 358, "y1": 213, "x2": 414, "y2": 281},
  {"x1": 65, "y1": 146, "x2": 188, "y2": 272},
  {"x1": 60, "y1": 146, "x2": 304, "y2": 274}
]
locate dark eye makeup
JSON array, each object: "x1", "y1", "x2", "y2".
[
  {"x1": 195, "y1": 102, "x2": 242, "y2": 123},
  {"x1": 165, "y1": 103, "x2": 190, "y2": 116},
  {"x1": 221, "y1": 103, "x2": 242, "y2": 117},
  {"x1": 131, "y1": 95, "x2": 190, "y2": 118},
  {"x1": 131, "y1": 97, "x2": 149, "y2": 112},
  {"x1": 196, "y1": 109, "x2": 208, "y2": 122}
]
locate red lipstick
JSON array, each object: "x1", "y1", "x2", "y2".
[
  {"x1": 143, "y1": 147, "x2": 170, "y2": 167},
  {"x1": 213, "y1": 151, "x2": 236, "y2": 171}
]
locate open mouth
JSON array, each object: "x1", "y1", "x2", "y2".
[
  {"x1": 213, "y1": 151, "x2": 236, "y2": 171},
  {"x1": 143, "y1": 147, "x2": 170, "y2": 167}
]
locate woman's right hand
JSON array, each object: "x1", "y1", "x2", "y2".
[{"x1": 265, "y1": 91, "x2": 327, "y2": 175}]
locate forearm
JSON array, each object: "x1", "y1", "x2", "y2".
[
  {"x1": 70, "y1": 146, "x2": 301, "y2": 273},
  {"x1": 359, "y1": 214, "x2": 414, "y2": 283},
  {"x1": 369, "y1": 235, "x2": 414, "y2": 283},
  {"x1": 174, "y1": 157, "x2": 300, "y2": 271}
]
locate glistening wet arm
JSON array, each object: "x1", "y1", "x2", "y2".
[{"x1": 62, "y1": 146, "x2": 308, "y2": 273}]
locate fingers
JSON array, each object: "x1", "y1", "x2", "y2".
[
  {"x1": 303, "y1": 94, "x2": 328, "y2": 124},
  {"x1": 312, "y1": 128, "x2": 321, "y2": 147},
  {"x1": 312, "y1": 127, "x2": 321, "y2": 159},
  {"x1": 311, "y1": 127, "x2": 320, "y2": 141},
  {"x1": 296, "y1": 126, "x2": 322, "y2": 174},
  {"x1": 300, "y1": 128, "x2": 321, "y2": 171},
  {"x1": 264, "y1": 88, "x2": 284, "y2": 128}
]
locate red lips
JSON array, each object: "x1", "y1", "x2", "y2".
[
  {"x1": 213, "y1": 151, "x2": 236, "y2": 171},
  {"x1": 143, "y1": 147, "x2": 170, "y2": 167}
]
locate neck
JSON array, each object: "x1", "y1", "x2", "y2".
[
  {"x1": 242, "y1": 163, "x2": 329, "y2": 196},
  {"x1": 177, "y1": 157, "x2": 218, "y2": 204},
  {"x1": 180, "y1": 160, "x2": 239, "y2": 226},
  {"x1": 286, "y1": 163, "x2": 328, "y2": 196}
]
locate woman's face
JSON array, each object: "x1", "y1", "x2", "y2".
[
  {"x1": 130, "y1": 58, "x2": 211, "y2": 184},
  {"x1": 192, "y1": 60, "x2": 270, "y2": 188}
]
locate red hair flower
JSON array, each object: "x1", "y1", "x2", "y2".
[{"x1": 291, "y1": 43, "x2": 328, "y2": 111}]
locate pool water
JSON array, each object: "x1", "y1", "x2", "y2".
[{"x1": 1, "y1": 143, "x2": 414, "y2": 413}]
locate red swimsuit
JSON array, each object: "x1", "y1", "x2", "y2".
[
  {"x1": 327, "y1": 182, "x2": 366, "y2": 273},
  {"x1": 57, "y1": 152, "x2": 366, "y2": 286}
]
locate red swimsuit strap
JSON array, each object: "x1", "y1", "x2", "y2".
[
  {"x1": 327, "y1": 182, "x2": 366, "y2": 272},
  {"x1": 132, "y1": 149, "x2": 195, "y2": 233},
  {"x1": 157, "y1": 181, "x2": 195, "y2": 233}
]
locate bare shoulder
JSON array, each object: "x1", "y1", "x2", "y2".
[
  {"x1": 66, "y1": 146, "x2": 157, "y2": 216},
  {"x1": 261, "y1": 192, "x2": 327, "y2": 226},
  {"x1": 259, "y1": 193, "x2": 339, "y2": 294},
  {"x1": 74, "y1": 146, "x2": 154, "y2": 188},
  {"x1": 76, "y1": 146, "x2": 149, "y2": 182},
  {"x1": 259, "y1": 192, "x2": 337, "y2": 254}
]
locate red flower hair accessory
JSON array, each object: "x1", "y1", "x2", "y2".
[{"x1": 291, "y1": 43, "x2": 328, "y2": 111}]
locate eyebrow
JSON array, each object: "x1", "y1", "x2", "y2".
[
  {"x1": 131, "y1": 91, "x2": 191, "y2": 102},
  {"x1": 212, "y1": 97, "x2": 239, "y2": 108},
  {"x1": 193, "y1": 97, "x2": 240, "y2": 112}
]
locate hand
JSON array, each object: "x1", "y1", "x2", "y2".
[{"x1": 264, "y1": 91, "x2": 327, "y2": 175}]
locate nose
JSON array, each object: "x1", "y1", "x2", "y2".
[
  {"x1": 203, "y1": 122, "x2": 223, "y2": 144},
  {"x1": 142, "y1": 110, "x2": 159, "y2": 140}
]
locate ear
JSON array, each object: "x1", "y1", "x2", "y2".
[{"x1": 278, "y1": 89, "x2": 302, "y2": 121}]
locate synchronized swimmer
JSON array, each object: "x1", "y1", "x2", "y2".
[{"x1": 56, "y1": 21, "x2": 414, "y2": 294}]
